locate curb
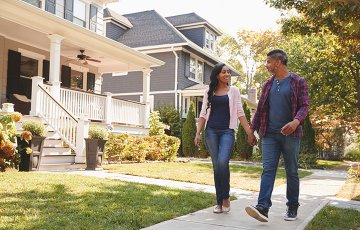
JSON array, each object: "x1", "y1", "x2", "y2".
[{"x1": 295, "y1": 199, "x2": 329, "y2": 230}]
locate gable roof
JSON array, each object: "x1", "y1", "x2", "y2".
[
  {"x1": 117, "y1": 10, "x2": 186, "y2": 47},
  {"x1": 166, "y1": 13, "x2": 222, "y2": 35},
  {"x1": 103, "y1": 8, "x2": 133, "y2": 29},
  {"x1": 111, "y1": 10, "x2": 240, "y2": 76}
]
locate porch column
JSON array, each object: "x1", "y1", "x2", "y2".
[
  {"x1": 75, "y1": 116, "x2": 90, "y2": 163},
  {"x1": 30, "y1": 76, "x2": 44, "y2": 116},
  {"x1": 47, "y1": 34, "x2": 64, "y2": 100},
  {"x1": 104, "y1": 92, "x2": 112, "y2": 124},
  {"x1": 142, "y1": 69, "x2": 152, "y2": 128}
]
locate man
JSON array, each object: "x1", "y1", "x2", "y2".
[{"x1": 245, "y1": 49, "x2": 309, "y2": 222}]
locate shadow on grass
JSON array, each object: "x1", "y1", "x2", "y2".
[{"x1": 0, "y1": 173, "x2": 215, "y2": 230}]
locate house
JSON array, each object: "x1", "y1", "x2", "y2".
[
  {"x1": 101, "y1": 10, "x2": 258, "y2": 118},
  {"x1": 0, "y1": 0, "x2": 164, "y2": 168}
]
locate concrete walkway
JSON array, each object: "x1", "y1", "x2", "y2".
[{"x1": 40, "y1": 164, "x2": 359, "y2": 230}]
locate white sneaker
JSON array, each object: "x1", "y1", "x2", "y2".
[
  {"x1": 222, "y1": 204, "x2": 231, "y2": 213},
  {"x1": 213, "y1": 205, "x2": 223, "y2": 213}
]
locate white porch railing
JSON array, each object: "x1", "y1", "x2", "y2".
[
  {"x1": 111, "y1": 98, "x2": 144, "y2": 126},
  {"x1": 59, "y1": 88, "x2": 106, "y2": 121},
  {"x1": 37, "y1": 85, "x2": 79, "y2": 150}
]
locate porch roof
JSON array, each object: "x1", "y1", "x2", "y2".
[{"x1": 0, "y1": 1, "x2": 164, "y2": 73}]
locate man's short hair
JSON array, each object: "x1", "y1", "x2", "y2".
[{"x1": 267, "y1": 49, "x2": 288, "y2": 66}]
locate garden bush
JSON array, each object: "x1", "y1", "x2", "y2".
[
  {"x1": 344, "y1": 149, "x2": 360, "y2": 162},
  {"x1": 105, "y1": 133, "x2": 180, "y2": 163}
]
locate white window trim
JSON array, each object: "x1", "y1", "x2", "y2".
[
  {"x1": 18, "y1": 48, "x2": 45, "y2": 79},
  {"x1": 188, "y1": 56, "x2": 204, "y2": 84},
  {"x1": 205, "y1": 29, "x2": 216, "y2": 51}
]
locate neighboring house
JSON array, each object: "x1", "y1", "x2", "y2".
[
  {"x1": 101, "y1": 9, "x2": 258, "y2": 118},
  {"x1": 0, "y1": 0, "x2": 163, "y2": 167}
]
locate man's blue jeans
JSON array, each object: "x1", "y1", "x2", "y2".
[
  {"x1": 258, "y1": 133, "x2": 301, "y2": 209},
  {"x1": 205, "y1": 127, "x2": 235, "y2": 205}
]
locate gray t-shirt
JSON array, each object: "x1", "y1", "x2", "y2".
[{"x1": 267, "y1": 77, "x2": 292, "y2": 134}]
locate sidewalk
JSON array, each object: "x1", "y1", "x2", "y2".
[{"x1": 43, "y1": 165, "x2": 358, "y2": 230}]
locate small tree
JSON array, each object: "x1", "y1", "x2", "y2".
[
  {"x1": 149, "y1": 111, "x2": 165, "y2": 136},
  {"x1": 234, "y1": 101, "x2": 253, "y2": 160},
  {"x1": 198, "y1": 128, "x2": 209, "y2": 158},
  {"x1": 299, "y1": 116, "x2": 317, "y2": 168},
  {"x1": 158, "y1": 104, "x2": 182, "y2": 138},
  {"x1": 182, "y1": 102, "x2": 197, "y2": 157}
]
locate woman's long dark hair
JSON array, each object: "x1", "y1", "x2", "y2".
[{"x1": 206, "y1": 63, "x2": 226, "y2": 113}]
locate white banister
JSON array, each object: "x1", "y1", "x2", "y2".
[
  {"x1": 75, "y1": 116, "x2": 89, "y2": 163},
  {"x1": 30, "y1": 76, "x2": 44, "y2": 116},
  {"x1": 104, "y1": 92, "x2": 112, "y2": 124}
]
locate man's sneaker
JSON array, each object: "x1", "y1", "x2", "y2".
[
  {"x1": 245, "y1": 205, "x2": 269, "y2": 222},
  {"x1": 284, "y1": 205, "x2": 299, "y2": 221}
]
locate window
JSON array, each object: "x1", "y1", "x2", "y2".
[
  {"x1": 20, "y1": 56, "x2": 38, "y2": 78},
  {"x1": 23, "y1": 0, "x2": 41, "y2": 8},
  {"x1": 73, "y1": 0, "x2": 86, "y2": 27},
  {"x1": 188, "y1": 57, "x2": 204, "y2": 83},
  {"x1": 205, "y1": 30, "x2": 216, "y2": 51},
  {"x1": 89, "y1": 4, "x2": 98, "y2": 32},
  {"x1": 190, "y1": 57, "x2": 196, "y2": 79},
  {"x1": 71, "y1": 69, "x2": 83, "y2": 89},
  {"x1": 196, "y1": 61, "x2": 204, "y2": 82}
]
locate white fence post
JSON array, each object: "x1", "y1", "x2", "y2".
[
  {"x1": 30, "y1": 76, "x2": 44, "y2": 116},
  {"x1": 142, "y1": 69, "x2": 152, "y2": 128},
  {"x1": 104, "y1": 92, "x2": 112, "y2": 124},
  {"x1": 75, "y1": 116, "x2": 89, "y2": 163}
]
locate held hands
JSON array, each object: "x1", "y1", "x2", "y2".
[
  {"x1": 247, "y1": 132, "x2": 258, "y2": 146},
  {"x1": 281, "y1": 119, "x2": 300, "y2": 136},
  {"x1": 194, "y1": 133, "x2": 201, "y2": 148}
]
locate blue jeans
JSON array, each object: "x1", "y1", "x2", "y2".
[
  {"x1": 258, "y1": 133, "x2": 301, "y2": 209},
  {"x1": 205, "y1": 127, "x2": 235, "y2": 205}
]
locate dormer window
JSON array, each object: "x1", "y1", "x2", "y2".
[{"x1": 205, "y1": 30, "x2": 216, "y2": 51}]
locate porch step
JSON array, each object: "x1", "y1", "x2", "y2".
[
  {"x1": 40, "y1": 155, "x2": 75, "y2": 164},
  {"x1": 38, "y1": 163, "x2": 86, "y2": 171},
  {"x1": 43, "y1": 138, "x2": 64, "y2": 147},
  {"x1": 42, "y1": 147, "x2": 72, "y2": 155}
]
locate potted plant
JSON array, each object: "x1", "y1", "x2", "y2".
[
  {"x1": 85, "y1": 126, "x2": 109, "y2": 170},
  {"x1": 17, "y1": 120, "x2": 46, "y2": 171}
]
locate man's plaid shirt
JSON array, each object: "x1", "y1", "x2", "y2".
[{"x1": 250, "y1": 72, "x2": 309, "y2": 138}]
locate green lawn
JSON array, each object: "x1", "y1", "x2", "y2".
[
  {"x1": 315, "y1": 160, "x2": 345, "y2": 169},
  {"x1": 306, "y1": 206, "x2": 360, "y2": 230},
  {"x1": 103, "y1": 162, "x2": 312, "y2": 191},
  {"x1": 0, "y1": 170, "x2": 215, "y2": 230}
]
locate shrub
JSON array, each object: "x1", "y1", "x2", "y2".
[
  {"x1": 299, "y1": 116, "x2": 317, "y2": 168},
  {"x1": 88, "y1": 126, "x2": 109, "y2": 140},
  {"x1": 198, "y1": 130, "x2": 209, "y2": 158},
  {"x1": 344, "y1": 150, "x2": 360, "y2": 162},
  {"x1": 158, "y1": 104, "x2": 182, "y2": 138},
  {"x1": 105, "y1": 133, "x2": 180, "y2": 163},
  {"x1": 181, "y1": 102, "x2": 197, "y2": 157},
  {"x1": 22, "y1": 120, "x2": 46, "y2": 137},
  {"x1": 149, "y1": 111, "x2": 165, "y2": 136}
]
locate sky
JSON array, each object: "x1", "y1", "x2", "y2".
[{"x1": 108, "y1": 0, "x2": 282, "y2": 37}]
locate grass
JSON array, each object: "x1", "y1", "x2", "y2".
[
  {"x1": 315, "y1": 160, "x2": 345, "y2": 169},
  {"x1": 305, "y1": 206, "x2": 360, "y2": 230},
  {"x1": 0, "y1": 169, "x2": 216, "y2": 230},
  {"x1": 103, "y1": 162, "x2": 312, "y2": 191}
]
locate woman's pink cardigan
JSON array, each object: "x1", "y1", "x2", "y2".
[{"x1": 199, "y1": 86, "x2": 245, "y2": 129}]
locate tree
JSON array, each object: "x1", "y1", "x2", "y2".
[
  {"x1": 265, "y1": 0, "x2": 360, "y2": 41},
  {"x1": 299, "y1": 116, "x2": 317, "y2": 168},
  {"x1": 234, "y1": 101, "x2": 253, "y2": 160},
  {"x1": 158, "y1": 104, "x2": 182, "y2": 138},
  {"x1": 217, "y1": 30, "x2": 283, "y2": 92},
  {"x1": 181, "y1": 102, "x2": 197, "y2": 157}
]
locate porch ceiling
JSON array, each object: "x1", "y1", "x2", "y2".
[{"x1": 0, "y1": 1, "x2": 164, "y2": 73}]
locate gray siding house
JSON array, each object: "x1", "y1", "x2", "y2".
[{"x1": 102, "y1": 9, "x2": 256, "y2": 117}]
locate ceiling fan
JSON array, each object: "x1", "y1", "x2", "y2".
[{"x1": 71, "y1": 49, "x2": 101, "y2": 65}]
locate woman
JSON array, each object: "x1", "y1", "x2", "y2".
[{"x1": 194, "y1": 63, "x2": 257, "y2": 213}]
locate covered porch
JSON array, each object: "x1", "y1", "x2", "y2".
[{"x1": 0, "y1": 1, "x2": 164, "y2": 163}]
